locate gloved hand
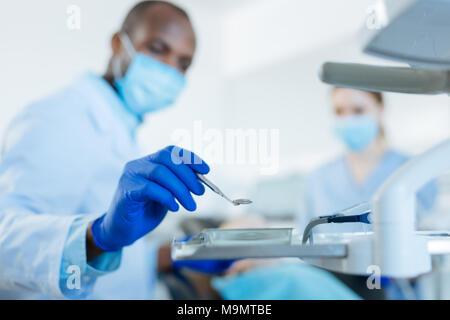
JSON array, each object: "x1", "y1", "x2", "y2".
[
  {"x1": 172, "y1": 259, "x2": 235, "y2": 275},
  {"x1": 91, "y1": 146, "x2": 210, "y2": 252},
  {"x1": 172, "y1": 235, "x2": 235, "y2": 274}
]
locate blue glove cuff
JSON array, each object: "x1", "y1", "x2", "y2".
[
  {"x1": 91, "y1": 215, "x2": 121, "y2": 252},
  {"x1": 172, "y1": 259, "x2": 235, "y2": 275}
]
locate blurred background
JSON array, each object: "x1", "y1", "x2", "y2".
[{"x1": 1, "y1": 0, "x2": 449, "y2": 234}]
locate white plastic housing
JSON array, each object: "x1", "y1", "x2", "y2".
[{"x1": 372, "y1": 139, "x2": 450, "y2": 277}]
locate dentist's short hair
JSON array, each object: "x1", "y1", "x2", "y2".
[{"x1": 120, "y1": 1, "x2": 190, "y2": 36}]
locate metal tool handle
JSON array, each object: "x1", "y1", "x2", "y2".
[
  {"x1": 196, "y1": 174, "x2": 221, "y2": 195},
  {"x1": 196, "y1": 174, "x2": 235, "y2": 204}
]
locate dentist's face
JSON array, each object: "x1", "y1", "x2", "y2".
[
  {"x1": 332, "y1": 88, "x2": 383, "y2": 122},
  {"x1": 112, "y1": 3, "x2": 196, "y2": 75}
]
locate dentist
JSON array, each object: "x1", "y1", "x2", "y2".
[{"x1": 0, "y1": 1, "x2": 205, "y2": 299}]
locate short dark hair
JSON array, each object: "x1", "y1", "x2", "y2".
[{"x1": 120, "y1": 1, "x2": 190, "y2": 35}]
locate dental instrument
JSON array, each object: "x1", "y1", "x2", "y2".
[{"x1": 197, "y1": 174, "x2": 253, "y2": 206}]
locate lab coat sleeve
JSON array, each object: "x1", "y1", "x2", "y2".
[
  {"x1": 0, "y1": 208, "x2": 77, "y2": 297},
  {"x1": 0, "y1": 209, "x2": 122, "y2": 298},
  {"x1": 59, "y1": 214, "x2": 122, "y2": 299},
  {"x1": 0, "y1": 96, "x2": 113, "y2": 297},
  {"x1": 0, "y1": 96, "x2": 99, "y2": 214}
]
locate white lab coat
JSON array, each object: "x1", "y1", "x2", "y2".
[{"x1": 0, "y1": 73, "x2": 157, "y2": 299}]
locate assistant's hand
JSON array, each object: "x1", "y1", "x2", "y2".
[
  {"x1": 90, "y1": 146, "x2": 210, "y2": 252},
  {"x1": 173, "y1": 259, "x2": 235, "y2": 275},
  {"x1": 171, "y1": 235, "x2": 235, "y2": 275}
]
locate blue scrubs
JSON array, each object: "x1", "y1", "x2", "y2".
[
  {"x1": 0, "y1": 73, "x2": 158, "y2": 299},
  {"x1": 298, "y1": 150, "x2": 437, "y2": 233}
]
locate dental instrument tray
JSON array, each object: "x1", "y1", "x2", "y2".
[{"x1": 171, "y1": 228, "x2": 347, "y2": 261}]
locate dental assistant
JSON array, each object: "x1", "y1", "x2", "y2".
[
  {"x1": 298, "y1": 88, "x2": 437, "y2": 233},
  {"x1": 0, "y1": 1, "x2": 201, "y2": 299}
]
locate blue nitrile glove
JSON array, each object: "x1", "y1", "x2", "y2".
[
  {"x1": 172, "y1": 236, "x2": 235, "y2": 274},
  {"x1": 173, "y1": 260, "x2": 235, "y2": 275},
  {"x1": 91, "y1": 146, "x2": 210, "y2": 252}
]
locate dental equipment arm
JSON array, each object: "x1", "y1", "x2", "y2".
[
  {"x1": 372, "y1": 140, "x2": 450, "y2": 277},
  {"x1": 320, "y1": 63, "x2": 450, "y2": 95}
]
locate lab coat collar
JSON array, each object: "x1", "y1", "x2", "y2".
[
  {"x1": 72, "y1": 72, "x2": 142, "y2": 160},
  {"x1": 77, "y1": 72, "x2": 142, "y2": 137}
]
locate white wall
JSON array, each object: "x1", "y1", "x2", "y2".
[
  {"x1": 0, "y1": 0, "x2": 132, "y2": 140},
  {"x1": 222, "y1": 0, "x2": 375, "y2": 76}
]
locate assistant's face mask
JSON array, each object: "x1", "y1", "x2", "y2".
[
  {"x1": 334, "y1": 114, "x2": 380, "y2": 152},
  {"x1": 113, "y1": 33, "x2": 186, "y2": 117}
]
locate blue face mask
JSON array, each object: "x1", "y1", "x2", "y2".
[
  {"x1": 334, "y1": 115, "x2": 380, "y2": 152},
  {"x1": 113, "y1": 33, "x2": 186, "y2": 117}
]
